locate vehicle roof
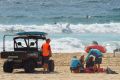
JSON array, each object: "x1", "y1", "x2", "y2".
[
  {"x1": 14, "y1": 31, "x2": 47, "y2": 40},
  {"x1": 16, "y1": 31, "x2": 47, "y2": 36},
  {"x1": 14, "y1": 36, "x2": 46, "y2": 40}
]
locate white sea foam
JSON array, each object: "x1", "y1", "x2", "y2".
[
  {"x1": 0, "y1": 22, "x2": 120, "y2": 34},
  {"x1": 0, "y1": 22, "x2": 120, "y2": 53},
  {"x1": 0, "y1": 37, "x2": 120, "y2": 53},
  {"x1": 51, "y1": 37, "x2": 85, "y2": 53}
]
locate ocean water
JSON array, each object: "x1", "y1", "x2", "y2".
[{"x1": 0, "y1": 0, "x2": 120, "y2": 53}]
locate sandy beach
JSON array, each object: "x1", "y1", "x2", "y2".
[
  {"x1": 0, "y1": 53, "x2": 120, "y2": 80},
  {"x1": 0, "y1": 0, "x2": 120, "y2": 80}
]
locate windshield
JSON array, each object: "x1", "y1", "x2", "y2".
[{"x1": 15, "y1": 38, "x2": 37, "y2": 48}]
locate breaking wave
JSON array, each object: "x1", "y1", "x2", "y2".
[
  {"x1": 0, "y1": 22, "x2": 120, "y2": 34},
  {"x1": 0, "y1": 37, "x2": 120, "y2": 53}
]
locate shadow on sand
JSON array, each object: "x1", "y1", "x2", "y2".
[{"x1": 14, "y1": 70, "x2": 59, "y2": 74}]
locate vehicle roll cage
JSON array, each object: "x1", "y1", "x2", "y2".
[{"x1": 3, "y1": 32, "x2": 47, "y2": 51}]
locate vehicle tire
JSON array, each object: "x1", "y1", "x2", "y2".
[
  {"x1": 48, "y1": 60, "x2": 54, "y2": 72},
  {"x1": 3, "y1": 61, "x2": 14, "y2": 73},
  {"x1": 24, "y1": 60, "x2": 35, "y2": 73}
]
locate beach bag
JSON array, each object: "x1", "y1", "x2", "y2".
[{"x1": 106, "y1": 67, "x2": 118, "y2": 74}]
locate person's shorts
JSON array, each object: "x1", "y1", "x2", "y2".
[
  {"x1": 70, "y1": 66, "x2": 79, "y2": 70},
  {"x1": 43, "y1": 56, "x2": 50, "y2": 64},
  {"x1": 95, "y1": 57, "x2": 102, "y2": 64}
]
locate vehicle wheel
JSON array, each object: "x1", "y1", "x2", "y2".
[
  {"x1": 24, "y1": 60, "x2": 35, "y2": 73},
  {"x1": 48, "y1": 60, "x2": 54, "y2": 72},
  {"x1": 3, "y1": 61, "x2": 14, "y2": 73}
]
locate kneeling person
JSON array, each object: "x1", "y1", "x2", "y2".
[
  {"x1": 86, "y1": 55, "x2": 95, "y2": 72},
  {"x1": 70, "y1": 56, "x2": 82, "y2": 73}
]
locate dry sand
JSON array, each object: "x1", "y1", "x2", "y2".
[{"x1": 0, "y1": 53, "x2": 120, "y2": 80}]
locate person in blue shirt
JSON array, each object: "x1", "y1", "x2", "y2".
[{"x1": 70, "y1": 56, "x2": 82, "y2": 73}]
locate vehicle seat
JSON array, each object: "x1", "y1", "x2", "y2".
[{"x1": 30, "y1": 42, "x2": 35, "y2": 47}]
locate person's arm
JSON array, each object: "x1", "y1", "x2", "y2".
[
  {"x1": 70, "y1": 59, "x2": 73, "y2": 67},
  {"x1": 85, "y1": 50, "x2": 91, "y2": 62},
  {"x1": 76, "y1": 60, "x2": 81, "y2": 67},
  {"x1": 38, "y1": 45, "x2": 43, "y2": 56},
  {"x1": 49, "y1": 45, "x2": 52, "y2": 57},
  {"x1": 40, "y1": 44, "x2": 43, "y2": 51},
  {"x1": 85, "y1": 46, "x2": 90, "y2": 53},
  {"x1": 78, "y1": 60, "x2": 81, "y2": 65}
]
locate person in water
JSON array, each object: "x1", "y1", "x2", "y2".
[{"x1": 85, "y1": 41, "x2": 106, "y2": 72}]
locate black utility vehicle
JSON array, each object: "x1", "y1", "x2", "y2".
[{"x1": 0, "y1": 32, "x2": 54, "y2": 73}]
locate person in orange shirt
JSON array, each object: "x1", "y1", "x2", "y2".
[
  {"x1": 41, "y1": 38, "x2": 52, "y2": 72},
  {"x1": 85, "y1": 41, "x2": 106, "y2": 72}
]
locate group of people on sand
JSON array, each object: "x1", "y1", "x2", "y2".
[
  {"x1": 70, "y1": 41, "x2": 106, "y2": 73},
  {"x1": 41, "y1": 38, "x2": 106, "y2": 73}
]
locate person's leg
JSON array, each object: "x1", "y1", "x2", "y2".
[
  {"x1": 43, "y1": 57, "x2": 49, "y2": 72},
  {"x1": 97, "y1": 64, "x2": 100, "y2": 72},
  {"x1": 97, "y1": 58, "x2": 102, "y2": 72},
  {"x1": 77, "y1": 66, "x2": 80, "y2": 73},
  {"x1": 71, "y1": 67, "x2": 80, "y2": 73},
  {"x1": 80, "y1": 65, "x2": 84, "y2": 73},
  {"x1": 93, "y1": 64, "x2": 97, "y2": 72},
  {"x1": 70, "y1": 67, "x2": 72, "y2": 73},
  {"x1": 95, "y1": 57, "x2": 100, "y2": 72},
  {"x1": 74, "y1": 67, "x2": 80, "y2": 73},
  {"x1": 43, "y1": 60, "x2": 47, "y2": 72},
  {"x1": 43, "y1": 63, "x2": 48, "y2": 71}
]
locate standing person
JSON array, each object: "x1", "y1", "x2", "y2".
[
  {"x1": 41, "y1": 38, "x2": 52, "y2": 72},
  {"x1": 85, "y1": 41, "x2": 106, "y2": 72}
]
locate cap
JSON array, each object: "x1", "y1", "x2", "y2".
[{"x1": 92, "y1": 41, "x2": 98, "y2": 45}]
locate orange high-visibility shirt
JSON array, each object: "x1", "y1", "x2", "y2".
[{"x1": 42, "y1": 43, "x2": 50, "y2": 56}]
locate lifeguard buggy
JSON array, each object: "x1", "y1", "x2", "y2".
[{"x1": 0, "y1": 32, "x2": 54, "y2": 73}]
